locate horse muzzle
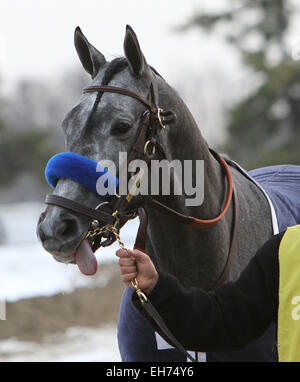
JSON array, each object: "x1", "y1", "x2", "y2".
[{"x1": 37, "y1": 205, "x2": 87, "y2": 260}]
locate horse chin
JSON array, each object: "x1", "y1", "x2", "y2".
[
  {"x1": 42, "y1": 234, "x2": 98, "y2": 276},
  {"x1": 53, "y1": 254, "x2": 76, "y2": 265},
  {"x1": 42, "y1": 240, "x2": 80, "y2": 265},
  {"x1": 37, "y1": 222, "x2": 81, "y2": 265}
]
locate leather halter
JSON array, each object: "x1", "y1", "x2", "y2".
[{"x1": 45, "y1": 82, "x2": 239, "y2": 290}]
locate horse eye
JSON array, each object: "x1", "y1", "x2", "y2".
[{"x1": 111, "y1": 121, "x2": 132, "y2": 135}]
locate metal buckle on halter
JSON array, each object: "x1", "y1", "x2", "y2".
[
  {"x1": 85, "y1": 202, "x2": 118, "y2": 243},
  {"x1": 87, "y1": 201, "x2": 110, "y2": 235},
  {"x1": 143, "y1": 140, "x2": 156, "y2": 156},
  {"x1": 85, "y1": 210, "x2": 123, "y2": 249},
  {"x1": 157, "y1": 108, "x2": 166, "y2": 129},
  {"x1": 111, "y1": 210, "x2": 120, "y2": 228}
]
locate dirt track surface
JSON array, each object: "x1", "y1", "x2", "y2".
[{"x1": 0, "y1": 263, "x2": 124, "y2": 342}]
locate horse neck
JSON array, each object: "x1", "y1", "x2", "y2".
[
  {"x1": 145, "y1": 81, "x2": 233, "y2": 290},
  {"x1": 157, "y1": 80, "x2": 226, "y2": 216}
]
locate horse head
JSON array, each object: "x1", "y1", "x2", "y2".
[{"x1": 37, "y1": 26, "x2": 180, "y2": 271}]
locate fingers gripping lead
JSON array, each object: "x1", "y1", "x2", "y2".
[{"x1": 117, "y1": 248, "x2": 138, "y2": 285}]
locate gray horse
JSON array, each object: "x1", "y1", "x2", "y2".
[{"x1": 37, "y1": 26, "x2": 299, "y2": 362}]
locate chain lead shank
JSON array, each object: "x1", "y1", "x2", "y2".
[{"x1": 85, "y1": 215, "x2": 146, "y2": 302}]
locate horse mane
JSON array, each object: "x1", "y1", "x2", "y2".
[
  {"x1": 102, "y1": 57, "x2": 128, "y2": 85},
  {"x1": 84, "y1": 57, "x2": 128, "y2": 133},
  {"x1": 93, "y1": 57, "x2": 128, "y2": 109}
]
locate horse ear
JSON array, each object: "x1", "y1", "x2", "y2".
[
  {"x1": 124, "y1": 25, "x2": 146, "y2": 77},
  {"x1": 74, "y1": 27, "x2": 106, "y2": 79}
]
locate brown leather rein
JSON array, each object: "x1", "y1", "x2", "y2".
[{"x1": 45, "y1": 83, "x2": 239, "y2": 291}]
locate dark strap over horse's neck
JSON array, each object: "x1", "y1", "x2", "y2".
[{"x1": 133, "y1": 208, "x2": 148, "y2": 252}]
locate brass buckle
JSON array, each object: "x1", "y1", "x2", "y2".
[
  {"x1": 157, "y1": 108, "x2": 166, "y2": 129},
  {"x1": 131, "y1": 278, "x2": 148, "y2": 303},
  {"x1": 144, "y1": 140, "x2": 156, "y2": 156},
  {"x1": 126, "y1": 168, "x2": 145, "y2": 203},
  {"x1": 85, "y1": 209, "x2": 124, "y2": 248}
]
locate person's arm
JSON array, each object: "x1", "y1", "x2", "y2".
[{"x1": 117, "y1": 232, "x2": 283, "y2": 352}]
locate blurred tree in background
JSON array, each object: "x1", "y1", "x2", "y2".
[
  {"x1": 0, "y1": 125, "x2": 54, "y2": 186},
  {"x1": 182, "y1": 0, "x2": 300, "y2": 169},
  {"x1": 0, "y1": 69, "x2": 89, "y2": 202}
]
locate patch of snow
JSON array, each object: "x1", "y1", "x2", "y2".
[
  {"x1": 0, "y1": 323, "x2": 121, "y2": 362},
  {"x1": 0, "y1": 202, "x2": 138, "y2": 301}
]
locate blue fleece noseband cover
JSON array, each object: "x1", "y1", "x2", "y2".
[{"x1": 45, "y1": 152, "x2": 119, "y2": 197}]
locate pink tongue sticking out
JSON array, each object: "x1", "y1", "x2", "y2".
[{"x1": 75, "y1": 239, "x2": 98, "y2": 276}]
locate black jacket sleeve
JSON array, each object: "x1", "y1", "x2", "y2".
[{"x1": 132, "y1": 232, "x2": 284, "y2": 352}]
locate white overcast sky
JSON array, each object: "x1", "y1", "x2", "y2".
[
  {"x1": 1, "y1": 1, "x2": 300, "y2": 146},
  {"x1": 0, "y1": 0, "x2": 241, "y2": 90},
  {"x1": 1, "y1": 1, "x2": 300, "y2": 88}
]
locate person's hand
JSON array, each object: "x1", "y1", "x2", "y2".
[{"x1": 116, "y1": 248, "x2": 159, "y2": 294}]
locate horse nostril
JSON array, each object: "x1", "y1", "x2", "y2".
[
  {"x1": 55, "y1": 221, "x2": 68, "y2": 237},
  {"x1": 54, "y1": 218, "x2": 78, "y2": 239}
]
